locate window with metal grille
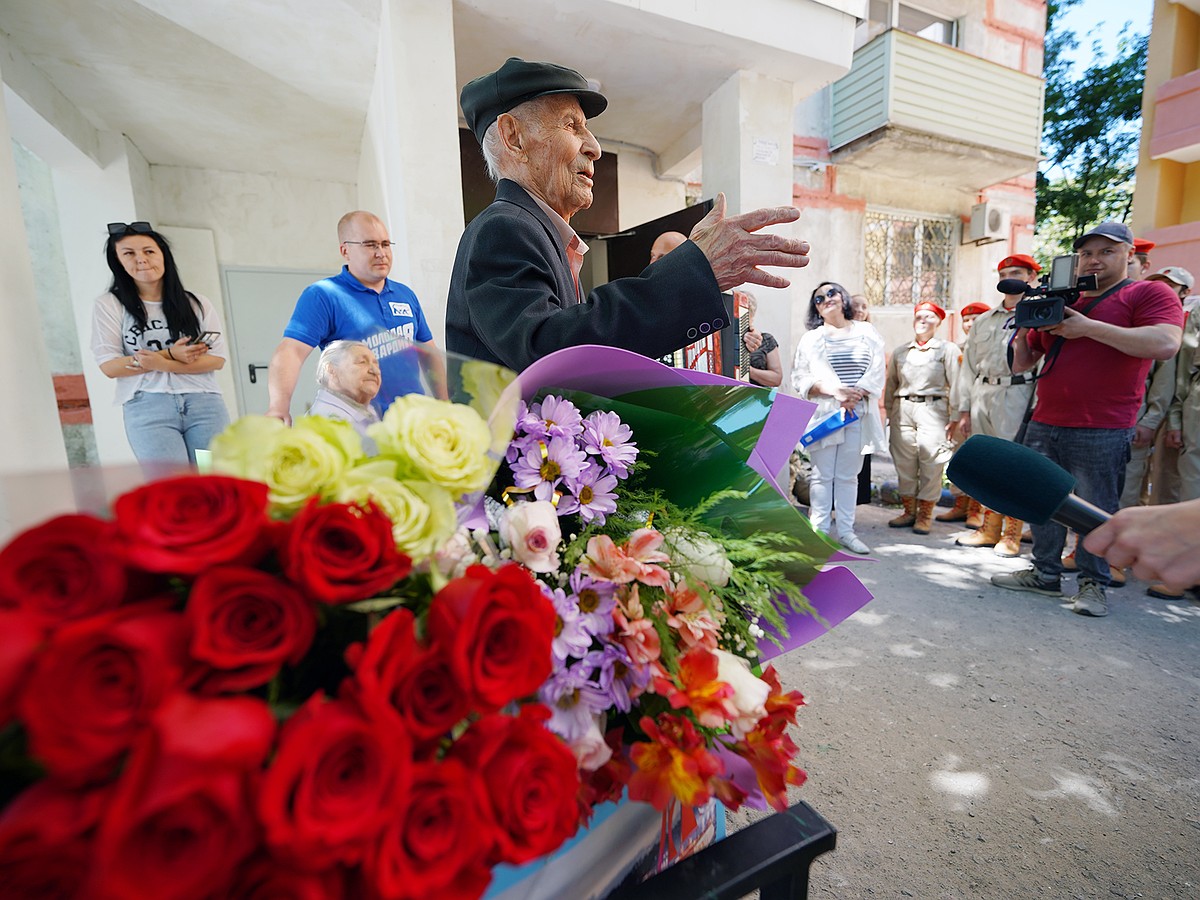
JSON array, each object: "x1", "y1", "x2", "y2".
[{"x1": 862, "y1": 210, "x2": 954, "y2": 307}]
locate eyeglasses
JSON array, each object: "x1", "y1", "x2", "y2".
[
  {"x1": 814, "y1": 289, "x2": 842, "y2": 306},
  {"x1": 342, "y1": 240, "x2": 396, "y2": 252},
  {"x1": 108, "y1": 221, "x2": 153, "y2": 236}
]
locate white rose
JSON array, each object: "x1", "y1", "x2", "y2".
[
  {"x1": 571, "y1": 714, "x2": 614, "y2": 771},
  {"x1": 663, "y1": 527, "x2": 733, "y2": 588},
  {"x1": 498, "y1": 500, "x2": 562, "y2": 573},
  {"x1": 714, "y1": 649, "x2": 770, "y2": 738}
]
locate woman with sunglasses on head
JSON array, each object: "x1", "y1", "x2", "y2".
[
  {"x1": 792, "y1": 282, "x2": 886, "y2": 555},
  {"x1": 90, "y1": 221, "x2": 229, "y2": 465}
]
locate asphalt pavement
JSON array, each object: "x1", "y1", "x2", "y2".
[{"x1": 732, "y1": 455, "x2": 1200, "y2": 898}]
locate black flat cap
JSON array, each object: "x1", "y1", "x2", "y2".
[{"x1": 460, "y1": 57, "x2": 608, "y2": 145}]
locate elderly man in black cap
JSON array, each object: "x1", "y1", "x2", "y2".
[
  {"x1": 989, "y1": 221, "x2": 1184, "y2": 618},
  {"x1": 447, "y1": 57, "x2": 811, "y2": 371}
]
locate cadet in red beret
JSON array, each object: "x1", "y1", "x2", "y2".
[
  {"x1": 1130, "y1": 238, "x2": 1155, "y2": 280},
  {"x1": 938, "y1": 301, "x2": 994, "y2": 524},
  {"x1": 953, "y1": 255, "x2": 1041, "y2": 555},
  {"x1": 884, "y1": 302, "x2": 959, "y2": 534}
]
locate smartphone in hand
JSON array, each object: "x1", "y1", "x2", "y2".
[{"x1": 195, "y1": 331, "x2": 220, "y2": 346}]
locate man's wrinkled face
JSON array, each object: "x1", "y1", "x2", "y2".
[
  {"x1": 519, "y1": 96, "x2": 602, "y2": 221},
  {"x1": 1076, "y1": 237, "x2": 1133, "y2": 290}
]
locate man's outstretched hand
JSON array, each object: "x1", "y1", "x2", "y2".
[{"x1": 689, "y1": 193, "x2": 810, "y2": 291}]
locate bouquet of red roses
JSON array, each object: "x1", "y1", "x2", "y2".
[{"x1": 0, "y1": 474, "x2": 581, "y2": 899}]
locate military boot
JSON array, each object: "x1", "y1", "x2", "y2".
[
  {"x1": 935, "y1": 493, "x2": 971, "y2": 523},
  {"x1": 956, "y1": 509, "x2": 1002, "y2": 547},
  {"x1": 964, "y1": 498, "x2": 984, "y2": 529},
  {"x1": 888, "y1": 496, "x2": 917, "y2": 528},
  {"x1": 994, "y1": 517, "x2": 1023, "y2": 558},
  {"x1": 912, "y1": 499, "x2": 936, "y2": 535}
]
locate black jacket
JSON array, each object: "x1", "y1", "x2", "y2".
[{"x1": 446, "y1": 179, "x2": 729, "y2": 371}]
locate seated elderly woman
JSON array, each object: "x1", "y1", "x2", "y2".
[{"x1": 308, "y1": 340, "x2": 383, "y2": 449}]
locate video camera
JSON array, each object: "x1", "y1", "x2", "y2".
[{"x1": 1003, "y1": 255, "x2": 1099, "y2": 330}]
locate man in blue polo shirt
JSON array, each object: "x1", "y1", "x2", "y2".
[{"x1": 266, "y1": 210, "x2": 434, "y2": 422}]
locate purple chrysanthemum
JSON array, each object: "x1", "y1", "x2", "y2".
[
  {"x1": 568, "y1": 570, "x2": 618, "y2": 636},
  {"x1": 582, "y1": 410, "x2": 638, "y2": 478},
  {"x1": 511, "y1": 435, "x2": 587, "y2": 502},
  {"x1": 532, "y1": 395, "x2": 584, "y2": 440},
  {"x1": 546, "y1": 586, "x2": 592, "y2": 662},
  {"x1": 562, "y1": 463, "x2": 619, "y2": 526}
]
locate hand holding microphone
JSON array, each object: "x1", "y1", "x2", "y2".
[
  {"x1": 948, "y1": 435, "x2": 1200, "y2": 590},
  {"x1": 945, "y1": 435, "x2": 1110, "y2": 534}
]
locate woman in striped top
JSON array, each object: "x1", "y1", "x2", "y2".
[{"x1": 792, "y1": 282, "x2": 887, "y2": 555}]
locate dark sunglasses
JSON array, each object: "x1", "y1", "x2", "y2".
[
  {"x1": 814, "y1": 288, "x2": 842, "y2": 304},
  {"x1": 107, "y1": 221, "x2": 153, "y2": 236}
]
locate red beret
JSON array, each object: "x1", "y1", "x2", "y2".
[
  {"x1": 997, "y1": 254, "x2": 1041, "y2": 273},
  {"x1": 914, "y1": 301, "x2": 946, "y2": 321},
  {"x1": 1133, "y1": 238, "x2": 1155, "y2": 253},
  {"x1": 959, "y1": 302, "x2": 991, "y2": 318}
]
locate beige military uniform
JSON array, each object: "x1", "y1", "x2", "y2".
[
  {"x1": 886, "y1": 338, "x2": 959, "y2": 502},
  {"x1": 1120, "y1": 355, "x2": 1178, "y2": 508},
  {"x1": 952, "y1": 304, "x2": 1035, "y2": 440},
  {"x1": 1169, "y1": 309, "x2": 1200, "y2": 501}
]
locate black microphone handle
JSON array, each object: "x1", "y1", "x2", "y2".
[{"x1": 1050, "y1": 495, "x2": 1111, "y2": 535}]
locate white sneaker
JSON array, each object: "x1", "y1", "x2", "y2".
[{"x1": 839, "y1": 534, "x2": 870, "y2": 555}]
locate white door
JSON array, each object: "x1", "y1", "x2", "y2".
[{"x1": 221, "y1": 267, "x2": 331, "y2": 416}]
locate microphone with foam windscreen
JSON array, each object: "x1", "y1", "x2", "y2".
[
  {"x1": 997, "y1": 278, "x2": 1036, "y2": 296},
  {"x1": 945, "y1": 435, "x2": 1110, "y2": 534}
]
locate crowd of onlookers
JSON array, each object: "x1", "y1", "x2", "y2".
[{"x1": 777, "y1": 227, "x2": 1197, "y2": 619}]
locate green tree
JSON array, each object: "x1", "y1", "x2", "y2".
[{"x1": 1036, "y1": 0, "x2": 1148, "y2": 258}]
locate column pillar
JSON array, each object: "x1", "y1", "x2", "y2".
[
  {"x1": 367, "y1": 0, "x2": 464, "y2": 341},
  {"x1": 0, "y1": 79, "x2": 68, "y2": 478},
  {"x1": 702, "y1": 71, "x2": 799, "y2": 370}
]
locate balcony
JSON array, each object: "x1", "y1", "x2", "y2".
[
  {"x1": 1149, "y1": 68, "x2": 1200, "y2": 163},
  {"x1": 829, "y1": 29, "x2": 1043, "y2": 191}
]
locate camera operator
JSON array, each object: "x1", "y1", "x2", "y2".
[{"x1": 990, "y1": 222, "x2": 1184, "y2": 618}]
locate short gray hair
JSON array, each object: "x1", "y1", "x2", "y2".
[
  {"x1": 316, "y1": 340, "x2": 368, "y2": 389},
  {"x1": 479, "y1": 96, "x2": 557, "y2": 184}
]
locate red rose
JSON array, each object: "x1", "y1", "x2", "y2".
[
  {"x1": 185, "y1": 566, "x2": 317, "y2": 693},
  {"x1": 0, "y1": 514, "x2": 127, "y2": 622},
  {"x1": 17, "y1": 605, "x2": 189, "y2": 784},
  {"x1": 113, "y1": 475, "x2": 271, "y2": 576},
  {"x1": 279, "y1": 500, "x2": 412, "y2": 604},
  {"x1": 426, "y1": 563, "x2": 556, "y2": 712},
  {"x1": 366, "y1": 760, "x2": 493, "y2": 900},
  {"x1": 0, "y1": 610, "x2": 46, "y2": 726},
  {"x1": 451, "y1": 705, "x2": 581, "y2": 865},
  {"x1": 0, "y1": 780, "x2": 108, "y2": 899},
  {"x1": 92, "y1": 693, "x2": 276, "y2": 900},
  {"x1": 225, "y1": 855, "x2": 347, "y2": 900},
  {"x1": 348, "y1": 608, "x2": 470, "y2": 753},
  {"x1": 258, "y1": 694, "x2": 411, "y2": 871}
]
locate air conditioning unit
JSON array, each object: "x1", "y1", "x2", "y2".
[{"x1": 967, "y1": 202, "x2": 1009, "y2": 244}]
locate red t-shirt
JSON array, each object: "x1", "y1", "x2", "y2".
[{"x1": 1027, "y1": 280, "x2": 1184, "y2": 428}]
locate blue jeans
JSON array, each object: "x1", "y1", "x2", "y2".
[
  {"x1": 1021, "y1": 421, "x2": 1132, "y2": 586},
  {"x1": 122, "y1": 391, "x2": 230, "y2": 465}
]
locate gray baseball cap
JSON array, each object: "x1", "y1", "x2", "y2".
[
  {"x1": 1147, "y1": 266, "x2": 1195, "y2": 290},
  {"x1": 1073, "y1": 221, "x2": 1134, "y2": 249}
]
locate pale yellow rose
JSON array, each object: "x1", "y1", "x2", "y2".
[
  {"x1": 212, "y1": 414, "x2": 363, "y2": 514},
  {"x1": 498, "y1": 500, "x2": 562, "y2": 573},
  {"x1": 662, "y1": 527, "x2": 733, "y2": 588},
  {"x1": 333, "y1": 463, "x2": 457, "y2": 561},
  {"x1": 713, "y1": 649, "x2": 771, "y2": 738},
  {"x1": 368, "y1": 395, "x2": 494, "y2": 496}
]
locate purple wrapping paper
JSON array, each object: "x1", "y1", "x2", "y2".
[{"x1": 512, "y1": 346, "x2": 875, "y2": 652}]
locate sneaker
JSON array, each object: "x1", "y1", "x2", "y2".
[
  {"x1": 1073, "y1": 579, "x2": 1109, "y2": 617},
  {"x1": 839, "y1": 534, "x2": 870, "y2": 555},
  {"x1": 990, "y1": 567, "x2": 1062, "y2": 597}
]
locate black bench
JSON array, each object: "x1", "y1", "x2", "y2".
[{"x1": 607, "y1": 800, "x2": 837, "y2": 900}]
